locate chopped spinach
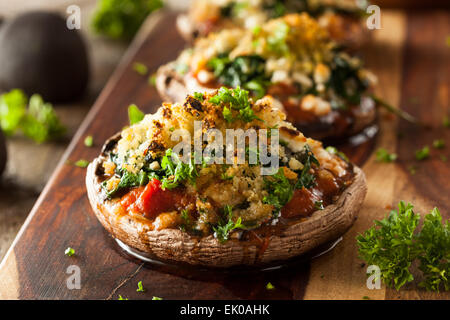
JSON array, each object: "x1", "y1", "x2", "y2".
[{"x1": 208, "y1": 55, "x2": 269, "y2": 98}]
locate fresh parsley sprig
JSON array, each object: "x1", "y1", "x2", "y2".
[
  {"x1": 0, "y1": 89, "x2": 66, "y2": 143},
  {"x1": 213, "y1": 205, "x2": 246, "y2": 243},
  {"x1": 209, "y1": 87, "x2": 262, "y2": 123},
  {"x1": 357, "y1": 201, "x2": 449, "y2": 291}
]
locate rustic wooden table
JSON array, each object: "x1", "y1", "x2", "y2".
[{"x1": 0, "y1": 5, "x2": 448, "y2": 300}]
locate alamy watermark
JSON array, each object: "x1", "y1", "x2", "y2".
[{"x1": 170, "y1": 121, "x2": 280, "y2": 175}]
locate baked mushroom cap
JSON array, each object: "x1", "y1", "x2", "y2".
[
  {"x1": 159, "y1": 13, "x2": 377, "y2": 141},
  {"x1": 87, "y1": 155, "x2": 365, "y2": 267},
  {"x1": 177, "y1": 0, "x2": 370, "y2": 48},
  {"x1": 86, "y1": 88, "x2": 367, "y2": 267}
]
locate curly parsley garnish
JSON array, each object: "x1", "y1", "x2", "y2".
[
  {"x1": 357, "y1": 201, "x2": 449, "y2": 291},
  {"x1": 213, "y1": 205, "x2": 246, "y2": 243},
  {"x1": 209, "y1": 87, "x2": 262, "y2": 123},
  {"x1": 415, "y1": 146, "x2": 430, "y2": 161}
]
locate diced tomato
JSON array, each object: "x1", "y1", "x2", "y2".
[
  {"x1": 281, "y1": 188, "x2": 319, "y2": 219},
  {"x1": 120, "y1": 186, "x2": 144, "y2": 209},
  {"x1": 132, "y1": 179, "x2": 176, "y2": 219},
  {"x1": 120, "y1": 179, "x2": 195, "y2": 220}
]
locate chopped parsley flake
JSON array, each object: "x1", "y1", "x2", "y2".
[
  {"x1": 84, "y1": 135, "x2": 93, "y2": 147},
  {"x1": 314, "y1": 200, "x2": 324, "y2": 210},
  {"x1": 213, "y1": 205, "x2": 246, "y2": 243},
  {"x1": 432, "y1": 139, "x2": 445, "y2": 149},
  {"x1": 209, "y1": 87, "x2": 261, "y2": 123},
  {"x1": 132, "y1": 62, "x2": 148, "y2": 75},
  {"x1": 136, "y1": 281, "x2": 145, "y2": 292},
  {"x1": 118, "y1": 295, "x2": 128, "y2": 300},
  {"x1": 65, "y1": 247, "x2": 75, "y2": 256},
  {"x1": 152, "y1": 296, "x2": 163, "y2": 300},
  {"x1": 75, "y1": 159, "x2": 90, "y2": 168},
  {"x1": 266, "y1": 282, "x2": 275, "y2": 290},
  {"x1": 415, "y1": 146, "x2": 430, "y2": 161},
  {"x1": 375, "y1": 148, "x2": 397, "y2": 163},
  {"x1": 193, "y1": 92, "x2": 204, "y2": 101},
  {"x1": 128, "y1": 104, "x2": 145, "y2": 125}
]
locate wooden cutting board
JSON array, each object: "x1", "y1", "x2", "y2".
[{"x1": 0, "y1": 10, "x2": 448, "y2": 300}]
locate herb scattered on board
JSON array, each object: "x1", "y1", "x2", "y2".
[
  {"x1": 65, "y1": 247, "x2": 75, "y2": 256},
  {"x1": 0, "y1": 89, "x2": 66, "y2": 143},
  {"x1": 136, "y1": 281, "x2": 145, "y2": 292},
  {"x1": 74, "y1": 159, "x2": 90, "y2": 168},
  {"x1": 91, "y1": 0, "x2": 163, "y2": 40},
  {"x1": 266, "y1": 282, "x2": 275, "y2": 290},
  {"x1": 375, "y1": 148, "x2": 397, "y2": 163},
  {"x1": 118, "y1": 295, "x2": 128, "y2": 300},
  {"x1": 148, "y1": 73, "x2": 157, "y2": 86},
  {"x1": 357, "y1": 201, "x2": 449, "y2": 291},
  {"x1": 128, "y1": 104, "x2": 145, "y2": 125},
  {"x1": 152, "y1": 296, "x2": 163, "y2": 300},
  {"x1": 132, "y1": 62, "x2": 148, "y2": 75},
  {"x1": 84, "y1": 135, "x2": 93, "y2": 147},
  {"x1": 443, "y1": 116, "x2": 450, "y2": 128},
  {"x1": 415, "y1": 146, "x2": 430, "y2": 161},
  {"x1": 432, "y1": 139, "x2": 445, "y2": 149}
]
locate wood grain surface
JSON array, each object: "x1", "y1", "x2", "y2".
[{"x1": 0, "y1": 9, "x2": 448, "y2": 300}]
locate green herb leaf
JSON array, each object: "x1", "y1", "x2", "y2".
[
  {"x1": 415, "y1": 146, "x2": 430, "y2": 161},
  {"x1": 118, "y1": 295, "x2": 128, "y2": 300},
  {"x1": 314, "y1": 200, "x2": 324, "y2": 210},
  {"x1": 207, "y1": 55, "x2": 269, "y2": 98},
  {"x1": 209, "y1": 86, "x2": 261, "y2": 123},
  {"x1": 65, "y1": 247, "x2": 75, "y2": 256},
  {"x1": 193, "y1": 92, "x2": 204, "y2": 101},
  {"x1": 0, "y1": 89, "x2": 66, "y2": 143},
  {"x1": 152, "y1": 296, "x2": 163, "y2": 300},
  {"x1": 375, "y1": 148, "x2": 397, "y2": 163},
  {"x1": 75, "y1": 159, "x2": 90, "y2": 168},
  {"x1": 91, "y1": 0, "x2": 163, "y2": 40},
  {"x1": 432, "y1": 139, "x2": 445, "y2": 149},
  {"x1": 416, "y1": 208, "x2": 449, "y2": 292},
  {"x1": 325, "y1": 146, "x2": 349, "y2": 162},
  {"x1": 132, "y1": 62, "x2": 148, "y2": 75},
  {"x1": 84, "y1": 135, "x2": 94, "y2": 147},
  {"x1": 263, "y1": 168, "x2": 293, "y2": 210},
  {"x1": 128, "y1": 104, "x2": 145, "y2": 125},
  {"x1": 295, "y1": 145, "x2": 319, "y2": 189},
  {"x1": 356, "y1": 201, "x2": 420, "y2": 290},
  {"x1": 266, "y1": 282, "x2": 275, "y2": 290},
  {"x1": 213, "y1": 205, "x2": 246, "y2": 243},
  {"x1": 136, "y1": 281, "x2": 145, "y2": 292}
]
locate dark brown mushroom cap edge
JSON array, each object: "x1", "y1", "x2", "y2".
[{"x1": 86, "y1": 134, "x2": 367, "y2": 268}]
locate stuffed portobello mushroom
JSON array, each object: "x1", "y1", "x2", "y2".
[
  {"x1": 86, "y1": 87, "x2": 367, "y2": 267},
  {"x1": 177, "y1": 0, "x2": 370, "y2": 49},
  {"x1": 158, "y1": 13, "x2": 377, "y2": 141}
]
